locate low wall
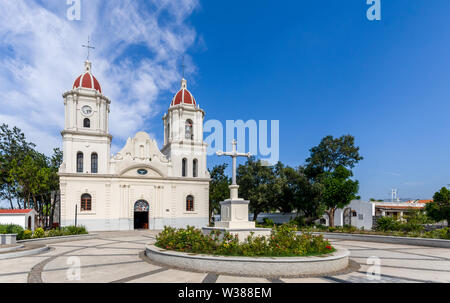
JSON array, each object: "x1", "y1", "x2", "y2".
[
  {"x1": 0, "y1": 245, "x2": 49, "y2": 260},
  {"x1": 0, "y1": 234, "x2": 17, "y2": 245},
  {"x1": 17, "y1": 233, "x2": 97, "y2": 244},
  {"x1": 313, "y1": 232, "x2": 450, "y2": 248},
  {"x1": 145, "y1": 244, "x2": 349, "y2": 277}
]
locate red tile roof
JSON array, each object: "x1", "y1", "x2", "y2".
[
  {"x1": 0, "y1": 209, "x2": 34, "y2": 214},
  {"x1": 73, "y1": 72, "x2": 102, "y2": 93}
]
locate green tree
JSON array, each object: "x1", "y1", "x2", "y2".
[
  {"x1": 426, "y1": 187, "x2": 450, "y2": 227},
  {"x1": 237, "y1": 157, "x2": 279, "y2": 221},
  {"x1": 305, "y1": 135, "x2": 363, "y2": 179},
  {"x1": 321, "y1": 166, "x2": 359, "y2": 227},
  {"x1": 208, "y1": 164, "x2": 231, "y2": 224},
  {"x1": 8, "y1": 146, "x2": 62, "y2": 228},
  {"x1": 0, "y1": 124, "x2": 36, "y2": 209},
  {"x1": 275, "y1": 165, "x2": 325, "y2": 224}
]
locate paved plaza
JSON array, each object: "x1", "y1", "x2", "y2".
[{"x1": 0, "y1": 230, "x2": 448, "y2": 283}]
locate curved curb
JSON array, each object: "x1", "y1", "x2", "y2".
[
  {"x1": 145, "y1": 244, "x2": 350, "y2": 277},
  {"x1": 17, "y1": 233, "x2": 97, "y2": 244},
  {"x1": 0, "y1": 244, "x2": 25, "y2": 253},
  {"x1": 0, "y1": 245, "x2": 49, "y2": 260},
  {"x1": 311, "y1": 232, "x2": 450, "y2": 248}
]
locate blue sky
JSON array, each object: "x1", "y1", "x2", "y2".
[{"x1": 0, "y1": 0, "x2": 449, "y2": 203}]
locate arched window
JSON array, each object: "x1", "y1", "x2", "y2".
[
  {"x1": 81, "y1": 194, "x2": 92, "y2": 211},
  {"x1": 77, "y1": 152, "x2": 83, "y2": 173},
  {"x1": 91, "y1": 153, "x2": 98, "y2": 174},
  {"x1": 185, "y1": 119, "x2": 193, "y2": 140},
  {"x1": 186, "y1": 195, "x2": 194, "y2": 212},
  {"x1": 182, "y1": 158, "x2": 187, "y2": 177},
  {"x1": 83, "y1": 118, "x2": 90, "y2": 128},
  {"x1": 193, "y1": 159, "x2": 198, "y2": 178}
]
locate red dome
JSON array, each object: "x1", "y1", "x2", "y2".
[
  {"x1": 170, "y1": 79, "x2": 196, "y2": 107},
  {"x1": 73, "y1": 61, "x2": 102, "y2": 93}
]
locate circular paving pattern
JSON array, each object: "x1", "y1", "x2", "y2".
[{"x1": 0, "y1": 230, "x2": 448, "y2": 283}]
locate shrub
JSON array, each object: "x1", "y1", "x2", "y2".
[
  {"x1": 61, "y1": 225, "x2": 87, "y2": 236},
  {"x1": 425, "y1": 228, "x2": 450, "y2": 240},
  {"x1": 46, "y1": 229, "x2": 63, "y2": 238},
  {"x1": 155, "y1": 225, "x2": 335, "y2": 257},
  {"x1": 342, "y1": 225, "x2": 357, "y2": 233},
  {"x1": 61, "y1": 225, "x2": 88, "y2": 235},
  {"x1": 289, "y1": 216, "x2": 306, "y2": 227},
  {"x1": 33, "y1": 228, "x2": 45, "y2": 239},
  {"x1": 22, "y1": 230, "x2": 32, "y2": 240},
  {"x1": 260, "y1": 218, "x2": 276, "y2": 228},
  {"x1": 375, "y1": 216, "x2": 401, "y2": 232}
]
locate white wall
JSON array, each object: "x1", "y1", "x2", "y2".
[
  {"x1": 0, "y1": 215, "x2": 25, "y2": 229},
  {"x1": 320, "y1": 200, "x2": 375, "y2": 230}
]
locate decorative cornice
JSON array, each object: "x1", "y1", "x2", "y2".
[
  {"x1": 62, "y1": 89, "x2": 111, "y2": 104},
  {"x1": 61, "y1": 130, "x2": 113, "y2": 140},
  {"x1": 58, "y1": 172, "x2": 210, "y2": 182}
]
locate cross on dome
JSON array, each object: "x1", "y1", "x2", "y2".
[{"x1": 82, "y1": 36, "x2": 95, "y2": 61}]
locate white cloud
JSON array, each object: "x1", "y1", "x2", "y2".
[{"x1": 0, "y1": 0, "x2": 200, "y2": 155}]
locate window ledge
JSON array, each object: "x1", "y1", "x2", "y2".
[{"x1": 183, "y1": 212, "x2": 198, "y2": 215}]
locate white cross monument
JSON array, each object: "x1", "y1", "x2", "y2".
[{"x1": 202, "y1": 139, "x2": 271, "y2": 240}]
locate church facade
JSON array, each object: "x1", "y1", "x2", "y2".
[{"x1": 58, "y1": 60, "x2": 210, "y2": 231}]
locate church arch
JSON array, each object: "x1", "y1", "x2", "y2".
[
  {"x1": 343, "y1": 207, "x2": 352, "y2": 226},
  {"x1": 134, "y1": 200, "x2": 149, "y2": 230},
  {"x1": 83, "y1": 118, "x2": 90, "y2": 128},
  {"x1": 118, "y1": 164, "x2": 165, "y2": 178}
]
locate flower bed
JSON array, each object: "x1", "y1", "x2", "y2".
[
  {"x1": 0, "y1": 224, "x2": 88, "y2": 240},
  {"x1": 155, "y1": 225, "x2": 335, "y2": 257}
]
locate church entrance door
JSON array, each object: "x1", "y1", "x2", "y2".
[{"x1": 134, "y1": 200, "x2": 149, "y2": 230}]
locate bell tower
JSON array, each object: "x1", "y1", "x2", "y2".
[
  {"x1": 162, "y1": 78, "x2": 208, "y2": 178},
  {"x1": 60, "y1": 60, "x2": 112, "y2": 175}
]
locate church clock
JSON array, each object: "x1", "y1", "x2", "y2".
[{"x1": 81, "y1": 105, "x2": 93, "y2": 116}]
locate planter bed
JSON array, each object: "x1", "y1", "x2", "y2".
[{"x1": 145, "y1": 244, "x2": 350, "y2": 277}]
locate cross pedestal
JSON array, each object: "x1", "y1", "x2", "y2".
[{"x1": 202, "y1": 140, "x2": 271, "y2": 241}]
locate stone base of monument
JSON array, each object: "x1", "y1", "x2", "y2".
[{"x1": 202, "y1": 199, "x2": 272, "y2": 242}]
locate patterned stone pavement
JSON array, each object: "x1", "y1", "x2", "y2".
[{"x1": 0, "y1": 230, "x2": 448, "y2": 283}]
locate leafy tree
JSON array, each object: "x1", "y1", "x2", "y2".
[
  {"x1": 275, "y1": 165, "x2": 325, "y2": 224},
  {"x1": 237, "y1": 157, "x2": 279, "y2": 221},
  {"x1": 305, "y1": 135, "x2": 363, "y2": 179},
  {"x1": 321, "y1": 166, "x2": 359, "y2": 227},
  {"x1": 0, "y1": 124, "x2": 36, "y2": 209},
  {"x1": 208, "y1": 164, "x2": 231, "y2": 224},
  {"x1": 3, "y1": 125, "x2": 62, "y2": 228},
  {"x1": 426, "y1": 187, "x2": 450, "y2": 227}
]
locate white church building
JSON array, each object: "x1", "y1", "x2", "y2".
[{"x1": 58, "y1": 60, "x2": 210, "y2": 231}]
